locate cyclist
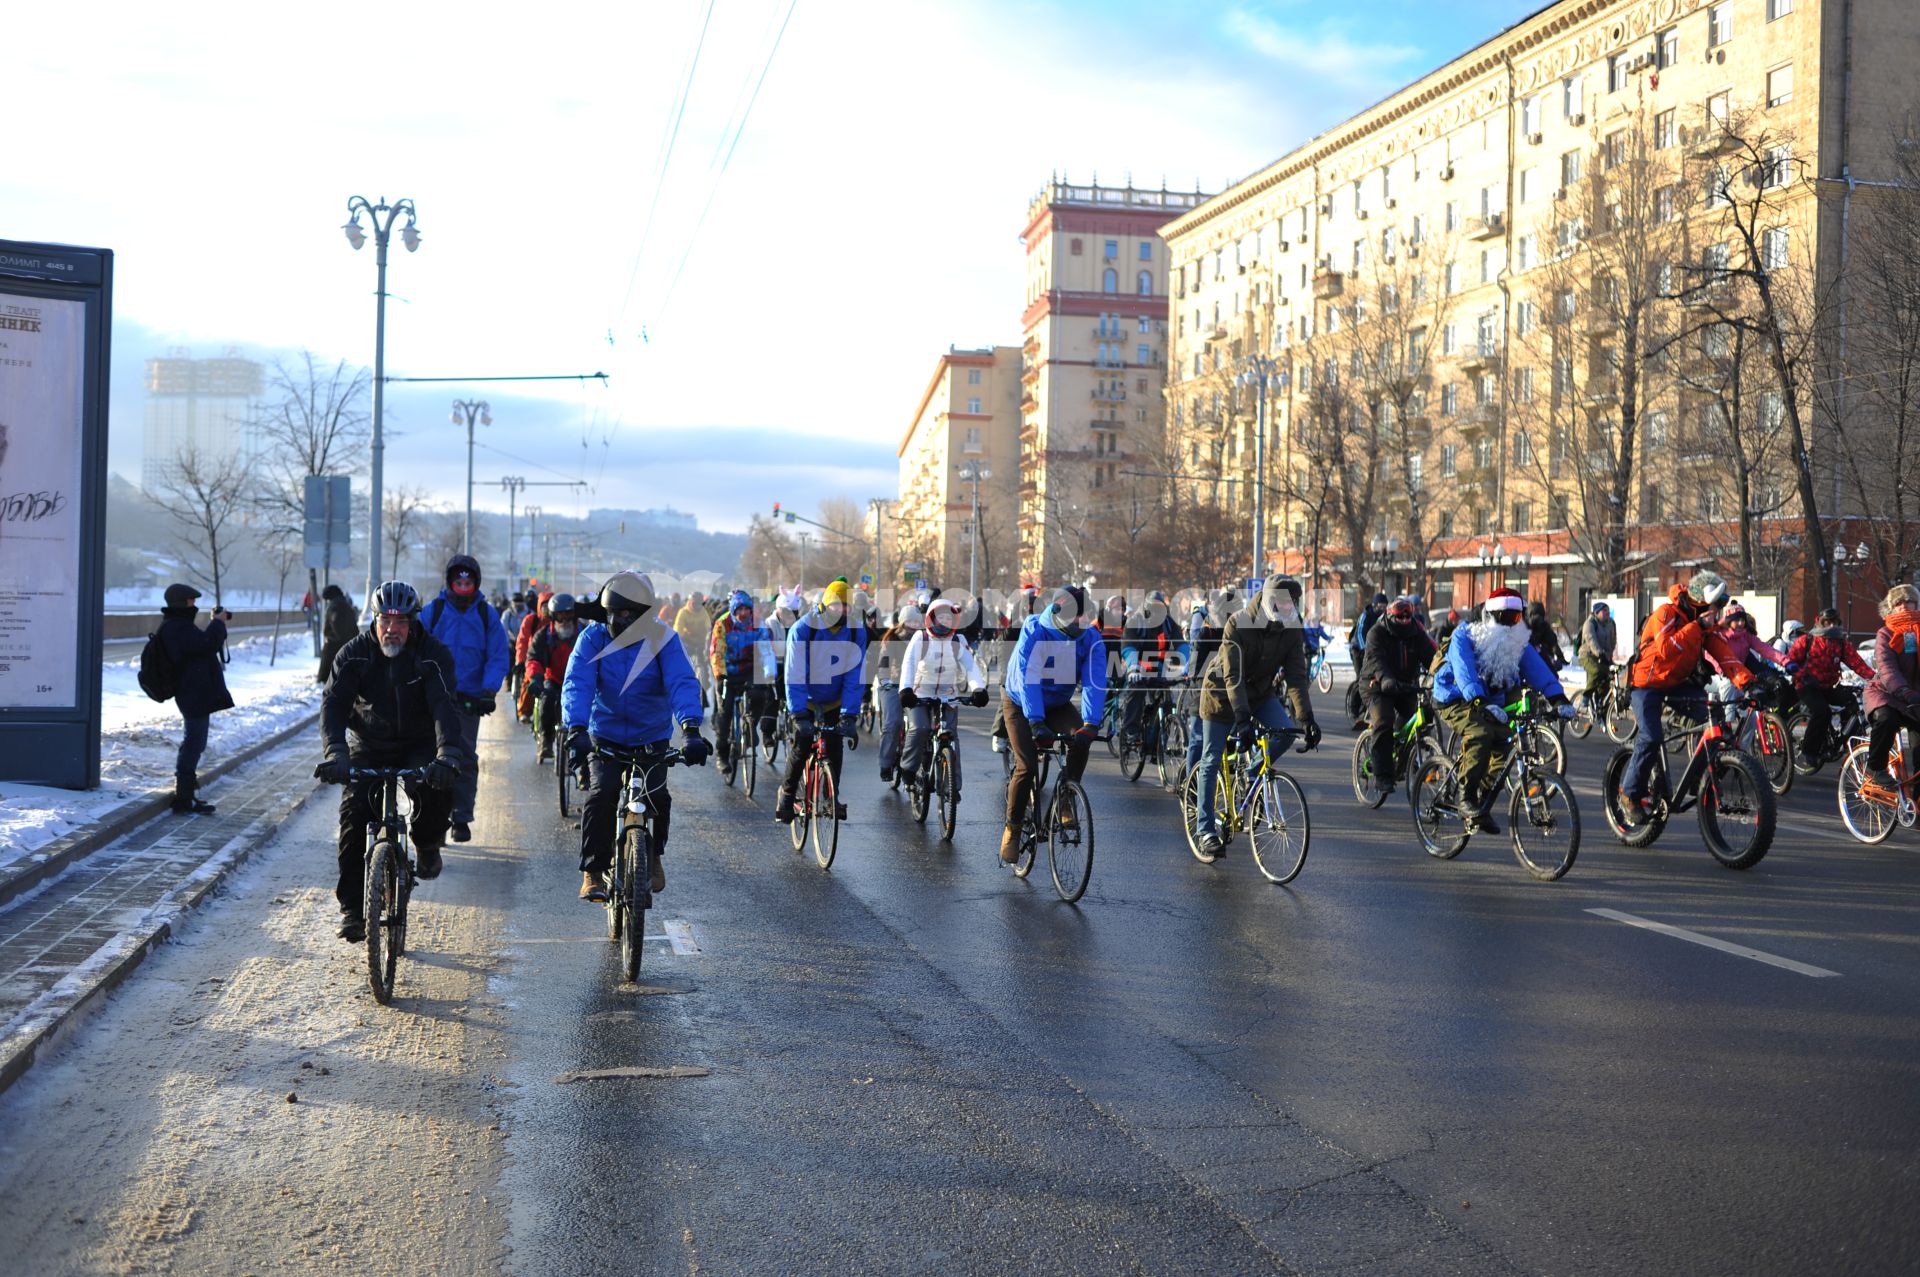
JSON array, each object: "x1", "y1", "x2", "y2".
[
  {"x1": 563, "y1": 571, "x2": 710, "y2": 902},
  {"x1": 503, "y1": 591, "x2": 531, "y2": 704},
  {"x1": 1577, "y1": 601, "x2": 1618, "y2": 715},
  {"x1": 1360, "y1": 594, "x2": 1438, "y2": 796},
  {"x1": 523, "y1": 593, "x2": 581, "y2": 761},
  {"x1": 1000, "y1": 585, "x2": 1107, "y2": 863},
  {"x1": 1619, "y1": 572, "x2": 1754, "y2": 819},
  {"x1": 1864, "y1": 584, "x2": 1920, "y2": 789},
  {"x1": 898, "y1": 598, "x2": 989, "y2": 794},
  {"x1": 1433, "y1": 607, "x2": 1463, "y2": 647},
  {"x1": 707, "y1": 589, "x2": 778, "y2": 771},
  {"x1": 874, "y1": 604, "x2": 921, "y2": 784},
  {"x1": 775, "y1": 579, "x2": 869, "y2": 825},
  {"x1": 421, "y1": 554, "x2": 511, "y2": 844},
  {"x1": 1526, "y1": 601, "x2": 1567, "y2": 671},
  {"x1": 1713, "y1": 602, "x2": 1790, "y2": 679},
  {"x1": 512, "y1": 590, "x2": 552, "y2": 722},
  {"x1": 315, "y1": 582, "x2": 467, "y2": 941},
  {"x1": 1191, "y1": 576, "x2": 1321, "y2": 856},
  {"x1": 1778, "y1": 617, "x2": 1806, "y2": 649},
  {"x1": 1119, "y1": 589, "x2": 1189, "y2": 749},
  {"x1": 1784, "y1": 606, "x2": 1873, "y2": 766},
  {"x1": 1432, "y1": 587, "x2": 1575, "y2": 834}
]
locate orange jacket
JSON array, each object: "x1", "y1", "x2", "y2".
[{"x1": 1629, "y1": 587, "x2": 1754, "y2": 691}]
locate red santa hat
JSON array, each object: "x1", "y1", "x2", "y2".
[{"x1": 1484, "y1": 587, "x2": 1526, "y2": 613}]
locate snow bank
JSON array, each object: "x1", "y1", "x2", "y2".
[{"x1": 0, "y1": 636, "x2": 324, "y2": 865}]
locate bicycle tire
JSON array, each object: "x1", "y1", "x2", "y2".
[
  {"x1": 1567, "y1": 695, "x2": 1594, "y2": 739},
  {"x1": 790, "y1": 760, "x2": 810, "y2": 852},
  {"x1": 1700, "y1": 750, "x2": 1775, "y2": 870},
  {"x1": 366, "y1": 839, "x2": 402, "y2": 1005},
  {"x1": 1047, "y1": 779, "x2": 1094, "y2": 902},
  {"x1": 742, "y1": 715, "x2": 758, "y2": 798},
  {"x1": 556, "y1": 734, "x2": 572, "y2": 820},
  {"x1": 762, "y1": 714, "x2": 782, "y2": 766},
  {"x1": 909, "y1": 760, "x2": 931, "y2": 823},
  {"x1": 1350, "y1": 731, "x2": 1387, "y2": 808},
  {"x1": 719, "y1": 730, "x2": 738, "y2": 787},
  {"x1": 1785, "y1": 711, "x2": 1826, "y2": 776},
  {"x1": 1159, "y1": 713, "x2": 1189, "y2": 792},
  {"x1": 1410, "y1": 757, "x2": 1469, "y2": 859},
  {"x1": 1754, "y1": 710, "x2": 1793, "y2": 796},
  {"x1": 1600, "y1": 746, "x2": 1667, "y2": 847},
  {"x1": 1119, "y1": 729, "x2": 1146, "y2": 782},
  {"x1": 1509, "y1": 770, "x2": 1579, "y2": 881},
  {"x1": 619, "y1": 824, "x2": 645, "y2": 980},
  {"x1": 1836, "y1": 743, "x2": 1898, "y2": 845},
  {"x1": 1523, "y1": 723, "x2": 1567, "y2": 777},
  {"x1": 937, "y1": 748, "x2": 959, "y2": 841},
  {"x1": 1180, "y1": 768, "x2": 1216, "y2": 862},
  {"x1": 1250, "y1": 770, "x2": 1310, "y2": 884},
  {"x1": 812, "y1": 764, "x2": 839, "y2": 870},
  {"x1": 1315, "y1": 661, "x2": 1334, "y2": 695},
  {"x1": 1603, "y1": 690, "x2": 1636, "y2": 744}
]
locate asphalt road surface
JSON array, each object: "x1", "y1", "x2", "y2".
[{"x1": 4, "y1": 689, "x2": 1919, "y2": 1275}]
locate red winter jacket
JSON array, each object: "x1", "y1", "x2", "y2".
[{"x1": 1785, "y1": 627, "x2": 1872, "y2": 691}]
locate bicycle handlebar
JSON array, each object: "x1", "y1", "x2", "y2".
[
  {"x1": 592, "y1": 743, "x2": 688, "y2": 767},
  {"x1": 343, "y1": 766, "x2": 430, "y2": 782}
]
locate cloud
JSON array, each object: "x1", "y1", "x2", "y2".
[{"x1": 1222, "y1": 7, "x2": 1423, "y2": 95}]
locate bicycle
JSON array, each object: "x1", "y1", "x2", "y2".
[
  {"x1": 1568, "y1": 663, "x2": 1634, "y2": 743},
  {"x1": 903, "y1": 695, "x2": 963, "y2": 840},
  {"x1": 1351, "y1": 684, "x2": 1439, "y2": 809},
  {"x1": 1600, "y1": 693, "x2": 1775, "y2": 869},
  {"x1": 717, "y1": 685, "x2": 760, "y2": 798},
  {"x1": 1786, "y1": 683, "x2": 1867, "y2": 776},
  {"x1": 858, "y1": 684, "x2": 878, "y2": 736},
  {"x1": 762, "y1": 698, "x2": 791, "y2": 767},
  {"x1": 555, "y1": 726, "x2": 575, "y2": 820},
  {"x1": 1117, "y1": 678, "x2": 1188, "y2": 790},
  {"x1": 343, "y1": 765, "x2": 428, "y2": 1005},
  {"x1": 1408, "y1": 704, "x2": 1580, "y2": 881},
  {"x1": 1307, "y1": 643, "x2": 1335, "y2": 695},
  {"x1": 1837, "y1": 726, "x2": 1920, "y2": 844},
  {"x1": 1004, "y1": 732, "x2": 1098, "y2": 902},
  {"x1": 1716, "y1": 674, "x2": 1794, "y2": 796},
  {"x1": 790, "y1": 722, "x2": 848, "y2": 870},
  {"x1": 1179, "y1": 725, "x2": 1312, "y2": 882},
  {"x1": 595, "y1": 742, "x2": 686, "y2": 983}
]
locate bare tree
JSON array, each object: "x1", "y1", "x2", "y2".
[
  {"x1": 1672, "y1": 320, "x2": 1796, "y2": 589},
  {"x1": 383, "y1": 485, "x2": 435, "y2": 585},
  {"x1": 1293, "y1": 303, "x2": 1385, "y2": 598},
  {"x1": 152, "y1": 443, "x2": 255, "y2": 604},
  {"x1": 252, "y1": 351, "x2": 372, "y2": 601}
]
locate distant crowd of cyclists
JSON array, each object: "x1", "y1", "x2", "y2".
[{"x1": 293, "y1": 549, "x2": 1920, "y2": 941}]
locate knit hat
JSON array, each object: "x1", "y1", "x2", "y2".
[{"x1": 822, "y1": 580, "x2": 852, "y2": 609}]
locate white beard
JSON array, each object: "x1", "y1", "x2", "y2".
[
  {"x1": 380, "y1": 640, "x2": 406, "y2": 658},
  {"x1": 1466, "y1": 616, "x2": 1530, "y2": 689}
]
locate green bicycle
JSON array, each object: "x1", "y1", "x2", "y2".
[
  {"x1": 1409, "y1": 695, "x2": 1581, "y2": 880},
  {"x1": 1351, "y1": 682, "x2": 1440, "y2": 809},
  {"x1": 1179, "y1": 727, "x2": 1312, "y2": 883}
]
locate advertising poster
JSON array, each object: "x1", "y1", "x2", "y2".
[{"x1": 0, "y1": 291, "x2": 86, "y2": 709}]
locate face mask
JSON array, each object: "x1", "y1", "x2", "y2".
[
  {"x1": 609, "y1": 610, "x2": 638, "y2": 637},
  {"x1": 450, "y1": 577, "x2": 477, "y2": 598}
]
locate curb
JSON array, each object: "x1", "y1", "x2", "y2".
[
  {"x1": 0, "y1": 708, "x2": 322, "y2": 912},
  {"x1": 0, "y1": 744, "x2": 323, "y2": 1096}
]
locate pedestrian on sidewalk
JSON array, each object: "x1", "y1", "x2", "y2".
[
  {"x1": 316, "y1": 583, "x2": 357, "y2": 683},
  {"x1": 421, "y1": 554, "x2": 510, "y2": 843},
  {"x1": 159, "y1": 583, "x2": 234, "y2": 815}
]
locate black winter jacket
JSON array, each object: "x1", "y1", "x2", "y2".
[
  {"x1": 1198, "y1": 610, "x2": 1313, "y2": 725},
  {"x1": 322, "y1": 627, "x2": 467, "y2": 764},
  {"x1": 158, "y1": 610, "x2": 234, "y2": 718},
  {"x1": 318, "y1": 593, "x2": 359, "y2": 682},
  {"x1": 1360, "y1": 617, "x2": 1439, "y2": 697}
]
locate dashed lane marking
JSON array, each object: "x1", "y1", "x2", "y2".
[
  {"x1": 1587, "y1": 907, "x2": 1841, "y2": 978},
  {"x1": 662, "y1": 918, "x2": 701, "y2": 955}
]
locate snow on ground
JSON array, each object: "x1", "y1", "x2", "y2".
[
  {"x1": 103, "y1": 586, "x2": 306, "y2": 613},
  {"x1": 0, "y1": 636, "x2": 324, "y2": 864}
]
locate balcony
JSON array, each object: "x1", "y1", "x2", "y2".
[
  {"x1": 1092, "y1": 325, "x2": 1130, "y2": 343},
  {"x1": 1313, "y1": 269, "x2": 1344, "y2": 300},
  {"x1": 1583, "y1": 378, "x2": 1620, "y2": 406},
  {"x1": 1458, "y1": 346, "x2": 1503, "y2": 376},
  {"x1": 1685, "y1": 126, "x2": 1738, "y2": 158},
  {"x1": 1466, "y1": 213, "x2": 1505, "y2": 240},
  {"x1": 1458, "y1": 403, "x2": 1499, "y2": 433},
  {"x1": 1682, "y1": 282, "x2": 1735, "y2": 312},
  {"x1": 1091, "y1": 385, "x2": 1128, "y2": 403}
]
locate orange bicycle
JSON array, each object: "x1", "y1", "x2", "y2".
[{"x1": 1837, "y1": 727, "x2": 1920, "y2": 844}]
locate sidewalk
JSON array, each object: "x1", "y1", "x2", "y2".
[{"x1": 0, "y1": 740, "x2": 323, "y2": 1093}]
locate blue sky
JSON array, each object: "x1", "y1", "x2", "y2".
[{"x1": 12, "y1": 0, "x2": 1537, "y2": 532}]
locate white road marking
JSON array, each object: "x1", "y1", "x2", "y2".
[
  {"x1": 1586, "y1": 908, "x2": 1840, "y2": 978},
  {"x1": 661, "y1": 918, "x2": 701, "y2": 955}
]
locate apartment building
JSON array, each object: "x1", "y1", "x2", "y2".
[
  {"x1": 895, "y1": 346, "x2": 1022, "y2": 594},
  {"x1": 1017, "y1": 179, "x2": 1207, "y2": 584},
  {"x1": 1162, "y1": 0, "x2": 1920, "y2": 621},
  {"x1": 140, "y1": 352, "x2": 264, "y2": 492}
]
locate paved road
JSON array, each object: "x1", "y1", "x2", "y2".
[{"x1": 4, "y1": 693, "x2": 1917, "y2": 1274}]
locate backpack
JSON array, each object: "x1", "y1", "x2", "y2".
[{"x1": 138, "y1": 631, "x2": 177, "y2": 702}]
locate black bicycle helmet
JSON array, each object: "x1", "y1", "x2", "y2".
[
  {"x1": 600, "y1": 571, "x2": 657, "y2": 618},
  {"x1": 373, "y1": 580, "x2": 421, "y2": 616},
  {"x1": 548, "y1": 592, "x2": 577, "y2": 616}
]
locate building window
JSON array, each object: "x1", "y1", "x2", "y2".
[
  {"x1": 1560, "y1": 150, "x2": 1582, "y2": 189},
  {"x1": 1137, "y1": 343, "x2": 1151, "y2": 364},
  {"x1": 964, "y1": 427, "x2": 982, "y2": 452},
  {"x1": 1137, "y1": 270, "x2": 1153, "y2": 295},
  {"x1": 1563, "y1": 75, "x2": 1584, "y2": 121},
  {"x1": 1440, "y1": 511, "x2": 1456, "y2": 537},
  {"x1": 1521, "y1": 94, "x2": 1541, "y2": 137},
  {"x1": 1517, "y1": 300, "x2": 1537, "y2": 335},
  {"x1": 1138, "y1": 241, "x2": 1152, "y2": 262},
  {"x1": 1604, "y1": 130, "x2": 1627, "y2": 169},
  {"x1": 1709, "y1": 2, "x2": 1732, "y2": 46},
  {"x1": 1608, "y1": 54, "x2": 1629, "y2": 95},
  {"x1": 1477, "y1": 372, "x2": 1498, "y2": 406},
  {"x1": 1655, "y1": 185, "x2": 1676, "y2": 224},
  {"x1": 1516, "y1": 366, "x2": 1535, "y2": 403},
  {"x1": 1445, "y1": 200, "x2": 1461, "y2": 232},
  {"x1": 1767, "y1": 63, "x2": 1794, "y2": 108},
  {"x1": 1646, "y1": 410, "x2": 1669, "y2": 448},
  {"x1": 1103, "y1": 267, "x2": 1118, "y2": 293},
  {"x1": 1707, "y1": 90, "x2": 1731, "y2": 131},
  {"x1": 1410, "y1": 213, "x2": 1426, "y2": 245},
  {"x1": 1643, "y1": 484, "x2": 1663, "y2": 522},
  {"x1": 1070, "y1": 238, "x2": 1083, "y2": 256},
  {"x1": 1138, "y1": 315, "x2": 1151, "y2": 333},
  {"x1": 1514, "y1": 432, "x2": 1533, "y2": 466},
  {"x1": 1516, "y1": 234, "x2": 1537, "y2": 271},
  {"x1": 967, "y1": 368, "x2": 982, "y2": 385},
  {"x1": 1475, "y1": 438, "x2": 1494, "y2": 470},
  {"x1": 1441, "y1": 443, "x2": 1457, "y2": 477},
  {"x1": 966, "y1": 397, "x2": 982, "y2": 414},
  {"x1": 1104, "y1": 239, "x2": 1119, "y2": 260},
  {"x1": 1655, "y1": 109, "x2": 1677, "y2": 149},
  {"x1": 1706, "y1": 241, "x2": 1731, "y2": 282},
  {"x1": 1445, "y1": 262, "x2": 1460, "y2": 295},
  {"x1": 1382, "y1": 226, "x2": 1398, "y2": 261},
  {"x1": 1762, "y1": 226, "x2": 1790, "y2": 271},
  {"x1": 1408, "y1": 453, "x2": 1423, "y2": 490},
  {"x1": 1555, "y1": 287, "x2": 1576, "y2": 322},
  {"x1": 1658, "y1": 28, "x2": 1679, "y2": 69},
  {"x1": 1352, "y1": 239, "x2": 1366, "y2": 272},
  {"x1": 1768, "y1": 0, "x2": 1794, "y2": 18},
  {"x1": 1512, "y1": 500, "x2": 1533, "y2": 532},
  {"x1": 1553, "y1": 358, "x2": 1573, "y2": 398},
  {"x1": 1442, "y1": 383, "x2": 1459, "y2": 415},
  {"x1": 1442, "y1": 322, "x2": 1458, "y2": 355},
  {"x1": 1474, "y1": 507, "x2": 1490, "y2": 536}
]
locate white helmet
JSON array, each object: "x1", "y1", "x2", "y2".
[
  {"x1": 900, "y1": 604, "x2": 925, "y2": 629},
  {"x1": 1781, "y1": 618, "x2": 1805, "y2": 639}
]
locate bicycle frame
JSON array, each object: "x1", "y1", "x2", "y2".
[{"x1": 1644, "y1": 698, "x2": 1740, "y2": 814}]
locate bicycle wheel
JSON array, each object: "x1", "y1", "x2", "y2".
[
  {"x1": 762, "y1": 714, "x2": 782, "y2": 765},
  {"x1": 619, "y1": 824, "x2": 645, "y2": 981},
  {"x1": 1118, "y1": 726, "x2": 1146, "y2": 782},
  {"x1": 1180, "y1": 768, "x2": 1216, "y2": 863},
  {"x1": 1603, "y1": 690, "x2": 1636, "y2": 744},
  {"x1": 1522, "y1": 723, "x2": 1566, "y2": 777},
  {"x1": 366, "y1": 839, "x2": 402, "y2": 1005},
  {"x1": 1350, "y1": 731, "x2": 1387, "y2": 808},
  {"x1": 719, "y1": 719, "x2": 739, "y2": 787},
  {"x1": 1047, "y1": 779, "x2": 1094, "y2": 902},
  {"x1": 937, "y1": 748, "x2": 959, "y2": 841},
  {"x1": 742, "y1": 716, "x2": 758, "y2": 798},
  {"x1": 859, "y1": 701, "x2": 876, "y2": 734},
  {"x1": 909, "y1": 759, "x2": 931, "y2": 823},
  {"x1": 790, "y1": 760, "x2": 810, "y2": 852},
  {"x1": 556, "y1": 733, "x2": 572, "y2": 820},
  {"x1": 1249, "y1": 770, "x2": 1310, "y2": 884},
  {"x1": 1754, "y1": 710, "x2": 1793, "y2": 796},
  {"x1": 1410, "y1": 757, "x2": 1469, "y2": 860},
  {"x1": 1509, "y1": 769, "x2": 1579, "y2": 881},
  {"x1": 1600, "y1": 746, "x2": 1667, "y2": 847},
  {"x1": 1785, "y1": 712, "x2": 1825, "y2": 776},
  {"x1": 1836, "y1": 743, "x2": 1898, "y2": 844},
  {"x1": 1159, "y1": 714, "x2": 1188, "y2": 791},
  {"x1": 1699, "y1": 750, "x2": 1775, "y2": 870},
  {"x1": 811, "y1": 764, "x2": 839, "y2": 870},
  {"x1": 1315, "y1": 660, "x2": 1334, "y2": 695}
]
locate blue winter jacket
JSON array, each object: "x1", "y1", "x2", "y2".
[
  {"x1": 561, "y1": 620, "x2": 704, "y2": 746},
  {"x1": 1432, "y1": 626, "x2": 1565, "y2": 706},
  {"x1": 1005, "y1": 609, "x2": 1107, "y2": 723},
  {"x1": 784, "y1": 610, "x2": 869, "y2": 715},
  {"x1": 423, "y1": 593, "x2": 511, "y2": 697},
  {"x1": 715, "y1": 617, "x2": 777, "y2": 685}
]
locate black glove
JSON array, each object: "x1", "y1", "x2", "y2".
[
  {"x1": 1231, "y1": 719, "x2": 1258, "y2": 749},
  {"x1": 968, "y1": 687, "x2": 989, "y2": 708},
  {"x1": 466, "y1": 693, "x2": 497, "y2": 717},
  {"x1": 792, "y1": 709, "x2": 815, "y2": 737},
  {"x1": 314, "y1": 756, "x2": 352, "y2": 785},
  {"x1": 840, "y1": 720, "x2": 860, "y2": 749},
  {"x1": 1030, "y1": 721, "x2": 1056, "y2": 751},
  {"x1": 680, "y1": 732, "x2": 712, "y2": 767},
  {"x1": 822, "y1": 708, "x2": 842, "y2": 729},
  {"x1": 1301, "y1": 718, "x2": 1322, "y2": 752},
  {"x1": 529, "y1": 674, "x2": 546, "y2": 696},
  {"x1": 425, "y1": 755, "x2": 461, "y2": 791},
  {"x1": 899, "y1": 687, "x2": 919, "y2": 710},
  {"x1": 567, "y1": 727, "x2": 591, "y2": 761},
  {"x1": 1378, "y1": 675, "x2": 1402, "y2": 696}
]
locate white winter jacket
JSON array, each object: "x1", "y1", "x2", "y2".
[{"x1": 900, "y1": 630, "x2": 985, "y2": 700}]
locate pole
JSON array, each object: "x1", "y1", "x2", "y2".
[
  {"x1": 968, "y1": 470, "x2": 981, "y2": 598},
  {"x1": 367, "y1": 234, "x2": 388, "y2": 607},
  {"x1": 1254, "y1": 374, "x2": 1267, "y2": 581},
  {"x1": 463, "y1": 411, "x2": 474, "y2": 554}
]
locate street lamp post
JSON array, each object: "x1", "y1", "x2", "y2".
[
  {"x1": 955, "y1": 460, "x2": 992, "y2": 597},
  {"x1": 342, "y1": 194, "x2": 420, "y2": 604},
  {"x1": 1237, "y1": 356, "x2": 1281, "y2": 582},
  {"x1": 451, "y1": 399, "x2": 491, "y2": 554},
  {"x1": 525, "y1": 506, "x2": 542, "y2": 584}
]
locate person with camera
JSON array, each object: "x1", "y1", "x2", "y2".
[
  {"x1": 157, "y1": 583, "x2": 234, "y2": 815},
  {"x1": 314, "y1": 582, "x2": 468, "y2": 942}
]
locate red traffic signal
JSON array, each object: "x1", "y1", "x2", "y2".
[{"x1": 772, "y1": 501, "x2": 782, "y2": 514}]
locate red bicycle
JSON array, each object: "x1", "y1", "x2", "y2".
[{"x1": 790, "y1": 725, "x2": 848, "y2": 869}]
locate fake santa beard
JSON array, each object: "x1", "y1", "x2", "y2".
[{"x1": 1465, "y1": 615, "x2": 1532, "y2": 690}]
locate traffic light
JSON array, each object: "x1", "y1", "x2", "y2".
[{"x1": 772, "y1": 501, "x2": 782, "y2": 516}]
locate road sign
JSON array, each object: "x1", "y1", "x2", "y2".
[
  {"x1": 901, "y1": 561, "x2": 923, "y2": 581},
  {"x1": 303, "y1": 475, "x2": 351, "y2": 570},
  {"x1": 1246, "y1": 577, "x2": 1265, "y2": 595},
  {"x1": 856, "y1": 570, "x2": 874, "y2": 592}
]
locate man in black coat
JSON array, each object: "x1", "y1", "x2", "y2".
[
  {"x1": 317, "y1": 583, "x2": 358, "y2": 682},
  {"x1": 158, "y1": 583, "x2": 234, "y2": 814},
  {"x1": 1359, "y1": 596, "x2": 1439, "y2": 794},
  {"x1": 315, "y1": 581, "x2": 469, "y2": 942}
]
